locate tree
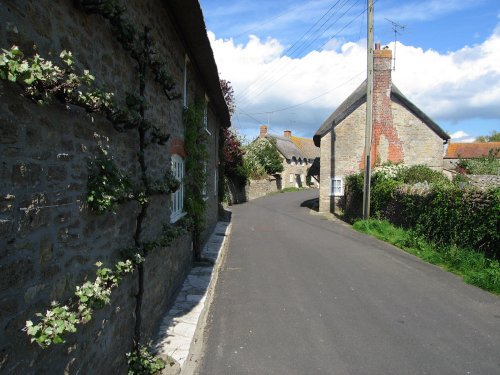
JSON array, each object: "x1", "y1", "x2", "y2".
[
  {"x1": 220, "y1": 78, "x2": 235, "y2": 116},
  {"x1": 476, "y1": 131, "x2": 500, "y2": 142},
  {"x1": 222, "y1": 127, "x2": 246, "y2": 182},
  {"x1": 244, "y1": 138, "x2": 284, "y2": 179}
]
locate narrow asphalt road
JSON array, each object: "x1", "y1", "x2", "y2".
[{"x1": 196, "y1": 190, "x2": 500, "y2": 375}]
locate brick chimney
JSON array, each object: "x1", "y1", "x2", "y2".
[
  {"x1": 259, "y1": 125, "x2": 268, "y2": 138},
  {"x1": 283, "y1": 130, "x2": 292, "y2": 138},
  {"x1": 373, "y1": 42, "x2": 392, "y2": 126},
  {"x1": 371, "y1": 43, "x2": 403, "y2": 164}
]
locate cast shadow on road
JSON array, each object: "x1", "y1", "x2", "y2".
[{"x1": 300, "y1": 197, "x2": 319, "y2": 212}]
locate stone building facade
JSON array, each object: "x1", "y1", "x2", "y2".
[
  {"x1": 0, "y1": 0, "x2": 229, "y2": 373},
  {"x1": 314, "y1": 45, "x2": 449, "y2": 213},
  {"x1": 258, "y1": 125, "x2": 318, "y2": 189}
]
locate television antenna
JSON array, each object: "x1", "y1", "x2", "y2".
[{"x1": 385, "y1": 18, "x2": 405, "y2": 71}]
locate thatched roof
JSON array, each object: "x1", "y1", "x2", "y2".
[
  {"x1": 313, "y1": 80, "x2": 449, "y2": 146},
  {"x1": 290, "y1": 136, "x2": 320, "y2": 159},
  {"x1": 263, "y1": 134, "x2": 306, "y2": 160}
]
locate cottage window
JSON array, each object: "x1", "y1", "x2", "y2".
[
  {"x1": 330, "y1": 176, "x2": 344, "y2": 196},
  {"x1": 214, "y1": 168, "x2": 218, "y2": 197},
  {"x1": 171, "y1": 154, "x2": 185, "y2": 223},
  {"x1": 291, "y1": 157, "x2": 297, "y2": 165},
  {"x1": 183, "y1": 54, "x2": 190, "y2": 108},
  {"x1": 202, "y1": 161, "x2": 208, "y2": 199},
  {"x1": 289, "y1": 174, "x2": 294, "y2": 183},
  {"x1": 203, "y1": 94, "x2": 211, "y2": 135}
]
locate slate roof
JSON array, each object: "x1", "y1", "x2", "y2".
[
  {"x1": 167, "y1": 0, "x2": 230, "y2": 127},
  {"x1": 263, "y1": 134, "x2": 306, "y2": 160},
  {"x1": 445, "y1": 142, "x2": 500, "y2": 159},
  {"x1": 313, "y1": 79, "x2": 449, "y2": 147},
  {"x1": 290, "y1": 136, "x2": 320, "y2": 159}
]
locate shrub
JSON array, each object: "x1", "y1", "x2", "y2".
[
  {"x1": 222, "y1": 127, "x2": 247, "y2": 182},
  {"x1": 243, "y1": 138, "x2": 284, "y2": 179},
  {"x1": 353, "y1": 219, "x2": 500, "y2": 294},
  {"x1": 398, "y1": 165, "x2": 450, "y2": 185},
  {"x1": 457, "y1": 149, "x2": 500, "y2": 175},
  {"x1": 344, "y1": 165, "x2": 499, "y2": 258}
]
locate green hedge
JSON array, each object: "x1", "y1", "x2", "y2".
[{"x1": 345, "y1": 165, "x2": 500, "y2": 258}]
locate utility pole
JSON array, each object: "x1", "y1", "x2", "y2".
[{"x1": 362, "y1": 0, "x2": 374, "y2": 220}]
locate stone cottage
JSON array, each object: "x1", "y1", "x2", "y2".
[
  {"x1": 258, "y1": 125, "x2": 319, "y2": 188},
  {"x1": 313, "y1": 44, "x2": 449, "y2": 213},
  {"x1": 0, "y1": 0, "x2": 229, "y2": 373}
]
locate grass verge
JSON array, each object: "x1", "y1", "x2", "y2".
[{"x1": 353, "y1": 219, "x2": 500, "y2": 294}]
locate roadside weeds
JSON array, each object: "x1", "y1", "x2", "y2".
[{"x1": 352, "y1": 219, "x2": 500, "y2": 295}]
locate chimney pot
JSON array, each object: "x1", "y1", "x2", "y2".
[
  {"x1": 284, "y1": 130, "x2": 292, "y2": 138},
  {"x1": 259, "y1": 125, "x2": 268, "y2": 138},
  {"x1": 375, "y1": 42, "x2": 381, "y2": 50}
]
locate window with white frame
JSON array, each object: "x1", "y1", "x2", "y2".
[
  {"x1": 214, "y1": 168, "x2": 218, "y2": 197},
  {"x1": 291, "y1": 157, "x2": 297, "y2": 165},
  {"x1": 171, "y1": 154, "x2": 185, "y2": 223},
  {"x1": 183, "y1": 54, "x2": 190, "y2": 108},
  {"x1": 202, "y1": 161, "x2": 208, "y2": 199},
  {"x1": 203, "y1": 94, "x2": 210, "y2": 134},
  {"x1": 330, "y1": 176, "x2": 344, "y2": 196},
  {"x1": 289, "y1": 173, "x2": 294, "y2": 183}
]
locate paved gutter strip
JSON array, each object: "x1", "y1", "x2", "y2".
[{"x1": 153, "y1": 221, "x2": 231, "y2": 368}]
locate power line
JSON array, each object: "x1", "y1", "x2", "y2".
[
  {"x1": 239, "y1": 0, "x2": 366, "y2": 106},
  {"x1": 238, "y1": 0, "x2": 356, "y2": 105},
  {"x1": 235, "y1": 106, "x2": 266, "y2": 125},
  {"x1": 232, "y1": 1, "x2": 318, "y2": 40},
  {"x1": 317, "y1": 0, "x2": 377, "y2": 51},
  {"x1": 242, "y1": 70, "x2": 364, "y2": 115},
  {"x1": 236, "y1": 0, "x2": 349, "y2": 103}
]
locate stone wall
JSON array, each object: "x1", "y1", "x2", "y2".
[
  {"x1": 0, "y1": 1, "x2": 221, "y2": 373},
  {"x1": 468, "y1": 175, "x2": 500, "y2": 189},
  {"x1": 246, "y1": 177, "x2": 282, "y2": 201}
]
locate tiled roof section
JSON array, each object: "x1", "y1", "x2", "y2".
[
  {"x1": 265, "y1": 134, "x2": 305, "y2": 160},
  {"x1": 290, "y1": 136, "x2": 320, "y2": 159},
  {"x1": 445, "y1": 142, "x2": 500, "y2": 159},
  {"x1": 313, "y1": 79, "x2": 450, "y2": 146}
]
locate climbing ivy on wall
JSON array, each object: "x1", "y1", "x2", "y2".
[
  {"x1": 0, "y1": 46, "x2": 113, "y2": 110},
  {"x1": 184, "y1": 98, "x2": 209, "y2": 261},
  {"x1": 25, "y1": 255, "x2": 143, "y2": 348},
  {"x1": 0, "y1": 0, "x2": 214, "y2": 370}
]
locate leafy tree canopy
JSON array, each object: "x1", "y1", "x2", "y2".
[{"x1": 476, "y1": 130, "x2": 500, "y2": 142}]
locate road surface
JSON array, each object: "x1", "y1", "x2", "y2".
[{"x1": 195, "y1": 189, "x2": 499, "y2": 375}]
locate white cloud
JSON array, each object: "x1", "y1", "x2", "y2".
[
  {"x1": 450, "y1": 130, "x2": 469, "y2": 139},
  {"x1": 449, "y1": 131, "x2": 475, "y2": 142},
  {"x1": 209, "y1": 24, "x2": 500, "y2": 139}
]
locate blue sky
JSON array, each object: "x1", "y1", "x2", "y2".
[{"x1": 200, "y1": 0, "x2": 500, "y2": 142}]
